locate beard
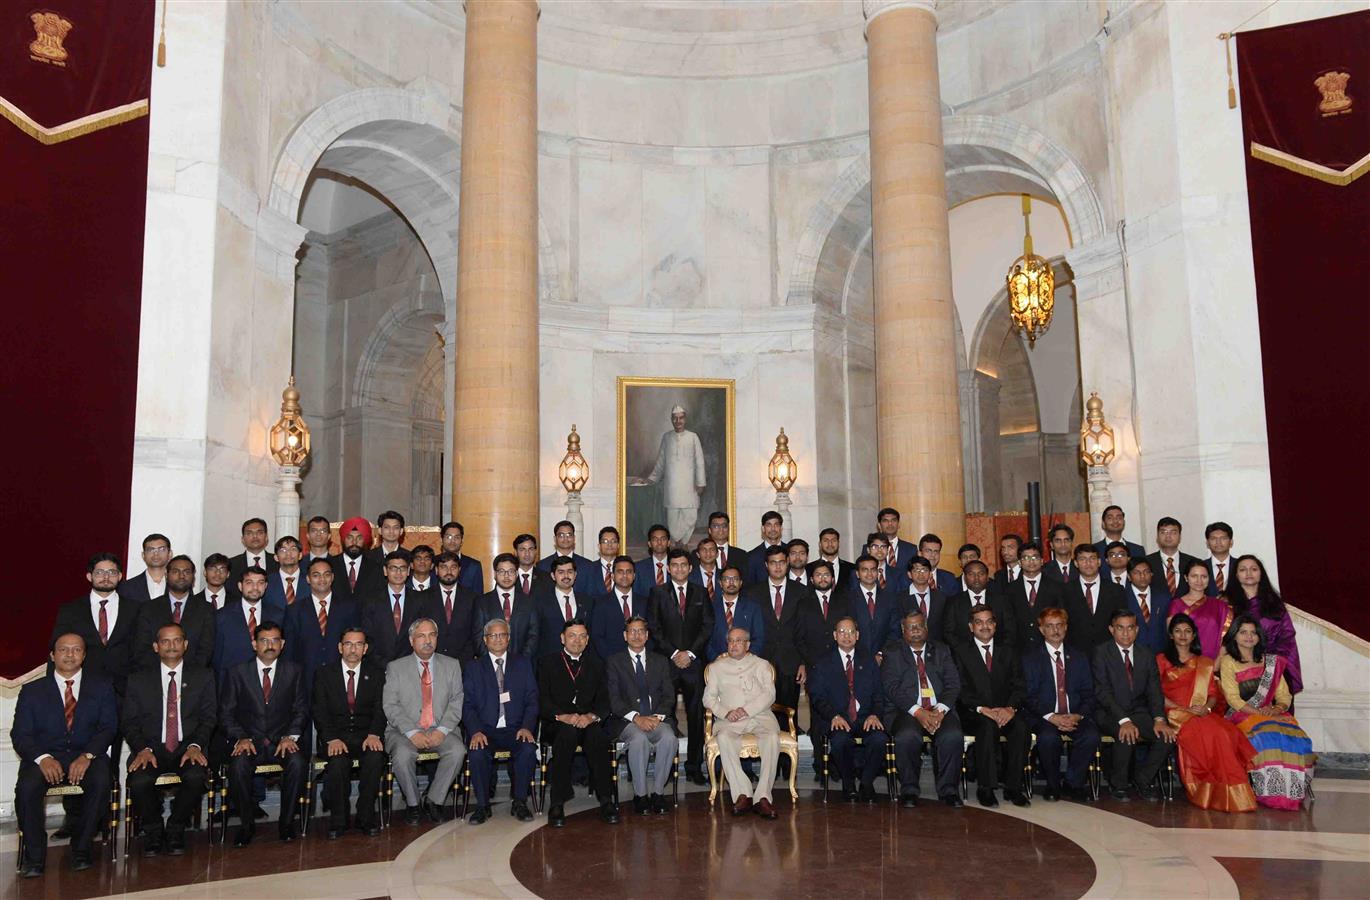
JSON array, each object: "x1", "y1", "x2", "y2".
[{"x1": 343, "y1": 547, "x2": 364, "y2": 560}]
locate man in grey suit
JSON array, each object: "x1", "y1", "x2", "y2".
[
  {"x1": 605, "y1": 616, "x2": 678, "y2": 815},
  {"x1": 1092, "y1": 608, "x2": 1177, "y2": 801},
  {"x1": 383, "y1": 618, "x2": 465, "y2": 825},
  {"x1": 881, "y1": 610, "x2": 965, "y2": 808}
]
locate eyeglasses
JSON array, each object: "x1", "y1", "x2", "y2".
[
  {"x1": 835, "y1": 628, "x2": 858, "y2": 636},
  {"x1": 144, "y1": 546, "x2": 171, "y2": 555},
  {"x1": 385, "y1": 564, "x2": 408, "y2": 572},
  {"x1": 485, "y1": 632, "x2": 510, "y2": 640},
  {"x1": 256, "y1": 638, "x2": 284, "y2": 646},
  {"x1": 91, "y1": 568, "x2": 121, "y2": 577}
]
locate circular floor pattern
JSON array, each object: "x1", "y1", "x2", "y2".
[{"x1": 510, "y1": 792, "x2": 1096, "y2": 899}]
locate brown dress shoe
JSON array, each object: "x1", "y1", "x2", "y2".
[
  {"x1": 731, "y1": 795, "x2": 752, "y2": 816},
  {"x1": 753, "y1": 799, "x2": 778, "y2": 820}
]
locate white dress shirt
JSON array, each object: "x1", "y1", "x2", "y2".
[
  {"x1": 88, "y1": 590, "x2": 119, "y2": 633},
  {"x1": 489, "y1": 651, "x2": 509, "y2": 728},
  {"x1": 145, "y1": 572, "x2": 166, "y2": 600},
  {"x1": 840, "y1": 649, "x2": 860, "y2": 714},
  {"x1": 159, "y1": 662, "x2": 195, "y2": 748},
  {"x1": 34, "y1": 670, "x2": 84, "y2": 763},
  {"x1": 1044, "y1": 642, "x2": 1069, "y2": 719},
  {"x1": 623, "y1": 650, "x2": 665, "y2": 722}
]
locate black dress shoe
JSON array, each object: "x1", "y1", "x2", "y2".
[
  {"x1": 842, "y1": 786, "x2": 859, "y2": 802},
  {"x1": 1108, "y1": 786, "x2": 1132, "y2": 801},
  {"x1": 403, "y1": 804, "x2": 421, "y2": 825},
  {"x1": 70, "y1": 852, "x2": 92, "y2": 871},
  {"x1": 941, "y1": 795, "x2": 964, "y2": 808},
  {"x1": 327, "y1": 827, "x2": 344, "y2": 839},
  {"x1": 687, "y1": 770, "x2": 708, "y2": 786},
  {"x1": 511, "y1": 800, "x2": 534, "y2": 822},
  {"x1": 650, "y1": 793, "x2": 668, "y2": 814},
  {"x1": 233, "y1": 827, "x2": 254, "y2": 848},
  {"x1": 1063, "y1": 785, "x2": 1093, "y2": 803},
  {"x1": 1137, "y1": 783, "x2": 1161, "y2": 802},
  {"x1": 165, "y1": 834, "x2": 187, "y2": 856},
  {"x1": 423, "y1": 800, "x2": 446, "y2": 823},
  {"x1": 467, "y1": 806, "x2": 491, "y2": 825},
  {"x1": 20, "y1": 864, "x2": 44, "y2": 878},
  {"x1": 548, "y1": 805, "x2": 566, "y2": 827},
  {"x1": 253, "y1": 804, "x2": 269, "y2": 820},
  {"x1": 141, "y1": 834, "x2": 164, "y2": 857},
  {"x1": 900, "y1": 793, "x2": 919, "y2": 808},
  {"x1": 858, "y1": 784, "x2": 877, "y2": 803},
  {"x1": 600, "y1": 801, "x2": 620, "y2": 824},
  {"x1": 1008, "y1": 791, "x2": 1031, "y2": 808},
  {"x1": 633, "y1": 795, "x2": 649, "y2": 815},
  {"x1": 1042, "y1": 788, "x2": 1061, "y2": 802},
  {"x1": 281, "y1": 825, "x2": 299, "y2": 844},
  {"x1": 364, "y1": 824, "x2": 382, "y2": 837},
  {"x1": 52, "y1": 818, "x2": 74, "y2": 840},
  {"x1": 977, "y1": 788, "x2": 999, "y2": 808}
]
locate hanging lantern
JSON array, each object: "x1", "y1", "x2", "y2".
[{"x1": 1006, "y1": 194, "x2": 1055, "y2": 346}]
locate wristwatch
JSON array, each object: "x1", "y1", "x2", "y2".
[{"x1": 83, "y1": 752, "x2": 95, "y2": 760}]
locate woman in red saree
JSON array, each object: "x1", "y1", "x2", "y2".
[{"x1": 1157, "y1": 614, "x2": 1257, "y2": 812}]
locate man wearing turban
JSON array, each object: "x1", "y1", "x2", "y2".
[
  {"x1": 635, "y1": 405, "x2": 707, "y2": 545},
  {"x1": 331, "y1": 517, "x2": 380, "y2": 602}
]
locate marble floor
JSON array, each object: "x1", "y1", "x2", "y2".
[{"x1": 2, "y1": 773, "x2": 1365, "y2": 899}]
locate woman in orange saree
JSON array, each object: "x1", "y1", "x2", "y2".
[{"x1": 1157, "y1": 614, "x2": 1257, "y2": 812}]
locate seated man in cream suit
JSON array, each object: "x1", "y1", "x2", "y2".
[
  {"x1": 702, "y1": 627, "x2": 779, "y2": 820},
  {"x1": 382, "y1": 618, "x2": 464, "y2": 825}
]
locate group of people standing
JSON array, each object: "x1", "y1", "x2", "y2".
[{"x1": 11, "y1": 504, "x2": 1315, "y2": 878}]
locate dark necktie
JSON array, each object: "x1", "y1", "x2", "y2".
[
  {"x1": 444, "y1": 589, "x2": 454, "y2": 624},
  {"x1": 982, "y1": 644, "x2": 993, "y2": 673},
  {"x1": 845, "y1": 654, "x2": 857, "y2": 721},
  {"x1": 495, "y1": 657, "x2": 506, "y2": 718},
  {"x1": 914, "y1": 650, "x2": 932, "y2": 709},
  {"x1": 603, "y1": 563, "x2": 612, "y2": 592},
  {"x1": 346, "y1": 668, "x2": 356, "y2": 712},
  {"x1": 262, "y1": 666, "x2": 272, "y2": 703},
  {"x1": 247, "y1": 604, "x2": 258, "y2": 633},
  {"x1": 348, "y1": 561, "x2": 358, "y2": 591},
  {"x1": 878, "y1": 568, "x2": 886, "y2": 589},
  {"x1": 705, "y1": 569, "x2": 714, "y2": 600},
  {"x1": 1084, "y1": 582, "x2": 1095, "y2": 614},
  {"x1": 165, "y1": 671, "x2": 179, "y2": 751},
  {"x1": 1123, "y1": 648, "x2": 1133, "y2": 686},
  {"x1": 63, "y1": 679, "x2": 76, "y2": 731},
  {"x1": 621, "y1": 594, "x2": 632, "y2": 621},
  {"x1": 318, "y1": 598, "x2": 329, "y2": 636},
  {"x1": 1027, "y1": 579, "x2": 1038, "y2": 606},
  {"x1": 774, "y1": 585, "x2": 783, "y2": 619},
  {"x1": 172, "y1": 600, "x2": 183, "y2": 624},
  {"x1": 677, "y1": 585, "x2": 687, "y2": 617},
  {"x1": 866, "y1": 590, "x2": 876, "y2": 620},
  {"x1": 724, "y1": 601, "x2": 734, "y2": 628},
  {"x1": 1138, "y1": 591, "x2": 1150, "y2": 623},
  {"x1": 502, "y1": 592, "x2": 512, "y2": 620},
  {"x1": 98, "y1": 600, "x2": 109, "y2": 645},
  {"x1": 916, "y1": 592, "x2": 928, "y2": 618},
  {"x1": 285, "y1": 576, "x2": 295, "y2": 605},
  {"x1": 634, "y1": 653, "x2": 651, "y2": 715},
  {"x1": 1215, "y1": 562, "x2": 1226, "y2": 592},
  {"x1": 392, "y1": 592, "x2": 403, "y2": 634},
  {"x1": 1165, "y1": 558, "x2": 1177, "y2": 595},
  {"x1": 1054, "y1": 650, "x2": 1068, "y2": 715},
  {"x1": 820, "y1": 593, "x2": 829, "y2": 619},
  {"x1": 564, "y1": 594, "x2": 574, "y2": 621},
  {"x1": 719, "y1": 547, "x2": 728, "y2": 570},
  {"x1": 521, "y1": 572, "x2": 530, "y2": 594},
  {"x1": 656, "y1": 562, "x2": 665, "y2": 586}
]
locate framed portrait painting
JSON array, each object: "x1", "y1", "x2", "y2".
[{"x1": 617, "y1": 377, "x2": 736, "y2": 559}]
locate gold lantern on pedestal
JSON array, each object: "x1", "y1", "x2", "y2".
[
  {"x1": 1006, "y1": 194, "x2": 1055, "y2": 346},
  {"x1": 558, "y1": 425, "x2": 589, "y2": 493},
  {"x1": 1079, "y1": 392, "x2": 1116, "y2": 468},
  {"x1": 269, "y1": 376, "x2": 311, "y2": 467},
  {"x1": 767, "y1": 429, "x2": 797, "y2": 493}
]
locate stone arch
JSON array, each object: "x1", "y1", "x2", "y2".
[{"x1": 352, "y1": 293, "x2": 446, "y2": 414}]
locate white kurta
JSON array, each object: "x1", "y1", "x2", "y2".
[{"x1": 645, "y1": 429, "x2": 707, "y2": 542}]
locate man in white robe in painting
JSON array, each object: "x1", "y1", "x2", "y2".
[{"x1": 634, "y1": 405, "x2": 707, "y2": 545}]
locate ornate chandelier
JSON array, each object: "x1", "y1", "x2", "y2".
[{"x1": 1006, "y1": 194, "x2": 1055, "y2": 346}]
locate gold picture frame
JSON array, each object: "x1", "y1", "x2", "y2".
[{"x1": 617, "y1": 376, "x2": 737, "y2": 557}]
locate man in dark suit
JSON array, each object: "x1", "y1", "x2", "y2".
[
  {"x1": 12, "y1": 633, "x2": 118, "y2": 876},
  {"x1": 212, "y1": 567, "x2": 285, "y2": 682},
  {"x1": 810, "y1": 616, "x2": 887, "y2": 801},
  {"x1": 263, "y1": 536, "x2": 306, "y2": 610},
  {"x1": 899, "y1": 556, "x2": 947, "y2": 647},
  {"x1": 953, "y1": 604, "x2": 1031, "y2": 808},
  {"x1": 634, "y1": 524, "x2": 672, "y2": 600},
  {"x1": 590, "y1": 556, "x2": 647, "y2": 660},
  {"x1": 881, "y1": 610, "x2": 964, "y2": 807},
  {"x1": 992, "y1": 534, "x2": 1024, "y2": 589},
  {"x1": 848, "y1": 554, "x2": 901, "y2": 657},
  {"x1": 407, "y1": 545, "x2": 437, "y2": 594},
  {"x1": 312, "y1": 626, "x2": 387, "y2": 838},
  {"x1": 221, "y1": 621, "x2": 308, "y2": 846},
  {"x1": 365, "y1": 510, "x2": 408, "y2": 566},
  {"x1": 917, "y1": 534, "x2": 961, "y2": 598},
  {"x1": 873, "y1": 508, "x2": 914, "y2": 572},
  {"x1": 1092, "y1": 609, "x2": 1178, "y2": 800},
  {"x1": 1102, "y1": 541, "x2": 1135, "y2": 591},
  {"x1": 431, "y1": 551, "x2": 479, "y2": 662},
  {"x1": 859, "y1": 534, "x2": 908, "y2": 595},
  {"x1": 705, "y1": 511, "x2": 748, "y2": 587},
  {"x1": 1202, "y1": 521, "x2": 1235, "y2": 597},
  {"x1": 229, "y1": 518, "x2": 277, "y2": 581},
  {"x1": 123, "y1": 622, "x2": 215, "y2": 857},
  {"x1": 53, "y1": 553, "x2": 142, "y2": 700},
  {"x1": 1063, "y1": 544, "x2": 1127, "y2": 651},
  {"x1": 1043, "y1": 524, "x2": 1079, "y2": 584},
  {"x1": 537, "y1": 620, "x2": 617, "y2": 827},
  {"x1": 942, "y1": 561, "x2": 1017, "y2": 652},
  {"x1": 134, "y1": 554, "x2": 215, "y2": 671},
  {"x1": 534, "y1": 556, "x2": 595, "y2": 660},
  {"x1": 1021, "y1": 607, "x2": 1099, "y2": 802},
  {"x1": 285, "y1": 557, "x2": 359, "y2": 693},
  {"x1": 811, "y1": 527, "x2": 853, "y2": 589},
  {"x1": 117, "y1": 533, "x2": 171, "y2": 605},
  {"x1": 688, "y1": 535, "x2": 723, "y2": 606},
  {"x1": 1092, "y1": 505, "x2": 1145, "y2": 560},
  {"x1": 302, "y1": 516, "x2": 334, "y2": 571},
  {"x1": 1146, "y1": 517, "x2": 1200, "y2": 601},
  {"x1": 706, "y1": 565, "x2": 768, "y2": 661},
  {"x1": 647, "y1": 548, "x2": 715, "y2": 785},
  {"x1": 1123, "y1": 557, "x2": 1170, "y2": 654},
  {"x1": 196, "y1": 553, "x2": 235, "y2": 612},
  {"x1": 331, "y1": 517, "x2": 384, "y2": 604},
  {"x1": 361, "y1": 551, "x2": 438, "y2": 663},
  {"x1": 604, "y1": 617, "x2": 678, "y2": 815},
  {"x1": 512, "y1": 534, "x2": 554, "y2": 602},
  {"x1": 744, "y1": 544, "x2": 823, "y2": 724},
  {"x1": 439, "y1": 521, "x2": 485, "y2": 594},
  {"x1": 785, "y1": 538, "x2": 812, "y2": 586},
  {"x1": 473, "y1": 553, "x2": 539, "y2": 659},
  {"x1": 536, "y1": 520, "x2": 598, "y2": 594},
  {"x1": 802, "y1": 560, "x2": 847, "y2": 657},
  {"x1": 1005, "y1": 542, "x2": 1066, "y2": 650},
  {"x1": 744, "y1": 511, "x2": 786, "y2": 585},
  {"x1": 462, "y1": 618, "x2": 538, "y2": 825}
]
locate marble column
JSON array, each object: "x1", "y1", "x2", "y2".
[
  {"x1": 452, "y1": 0, "x2": 540, "y2": 564},
  {"x1": 863, "y1": 0, "x2": 965, "y2": 545}
]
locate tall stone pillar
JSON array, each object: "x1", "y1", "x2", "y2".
[
  {"x1": 863, "y1": 0, "x2": 965, "y2": 547},
  {"x1": 453, "y1": 0, "x2": 540, "y2": 564}
]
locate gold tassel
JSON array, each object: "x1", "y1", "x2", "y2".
[
  {"x1": 157, "y1": 0, "x2": 168, "y2": 67},
  {"x1": 1221, "y1": 32, "x2": 1236, "y2": 109}
]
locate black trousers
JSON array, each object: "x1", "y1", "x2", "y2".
[
  {"x1": 543, "y1": 720, "x2": 611, "y2": 807},
  {"x1": 890, "y1": 710, "x2": 963, "y2": 799},
  {"x1": 667, "y1": 660, "x2": 705, "y2": 770},
  {"x1": 319, "y1": 734, "x2": 387, "y2": 828},
  {"x1": 227, "y1": 740, "x2": 306, "y2": 833},
  {"x1": 1098, "y1": 714, "x2": 1171, "y2": 788},
  {"x1": 825, "y1": 725, "x2": 889, "y2": 788},
  {"x1": 127, "y1": 745, "x2": 208, "y2": 839},
  {"x1": 961, "y1": 708, "x2": 1031, "y2": 793},
  {"x1": 468, "y1": 727, "x2": 538, "y2": 807},
  {"x1": 1031, "y1": 717, "x2": 1101, "y2": 790},
  {"x1": 16, "y1": 756, "x2": 111, "y2": 866}
]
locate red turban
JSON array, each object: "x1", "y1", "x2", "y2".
[{"x1": 340, "y1": 516, "x2": 373, "y2": 546}]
